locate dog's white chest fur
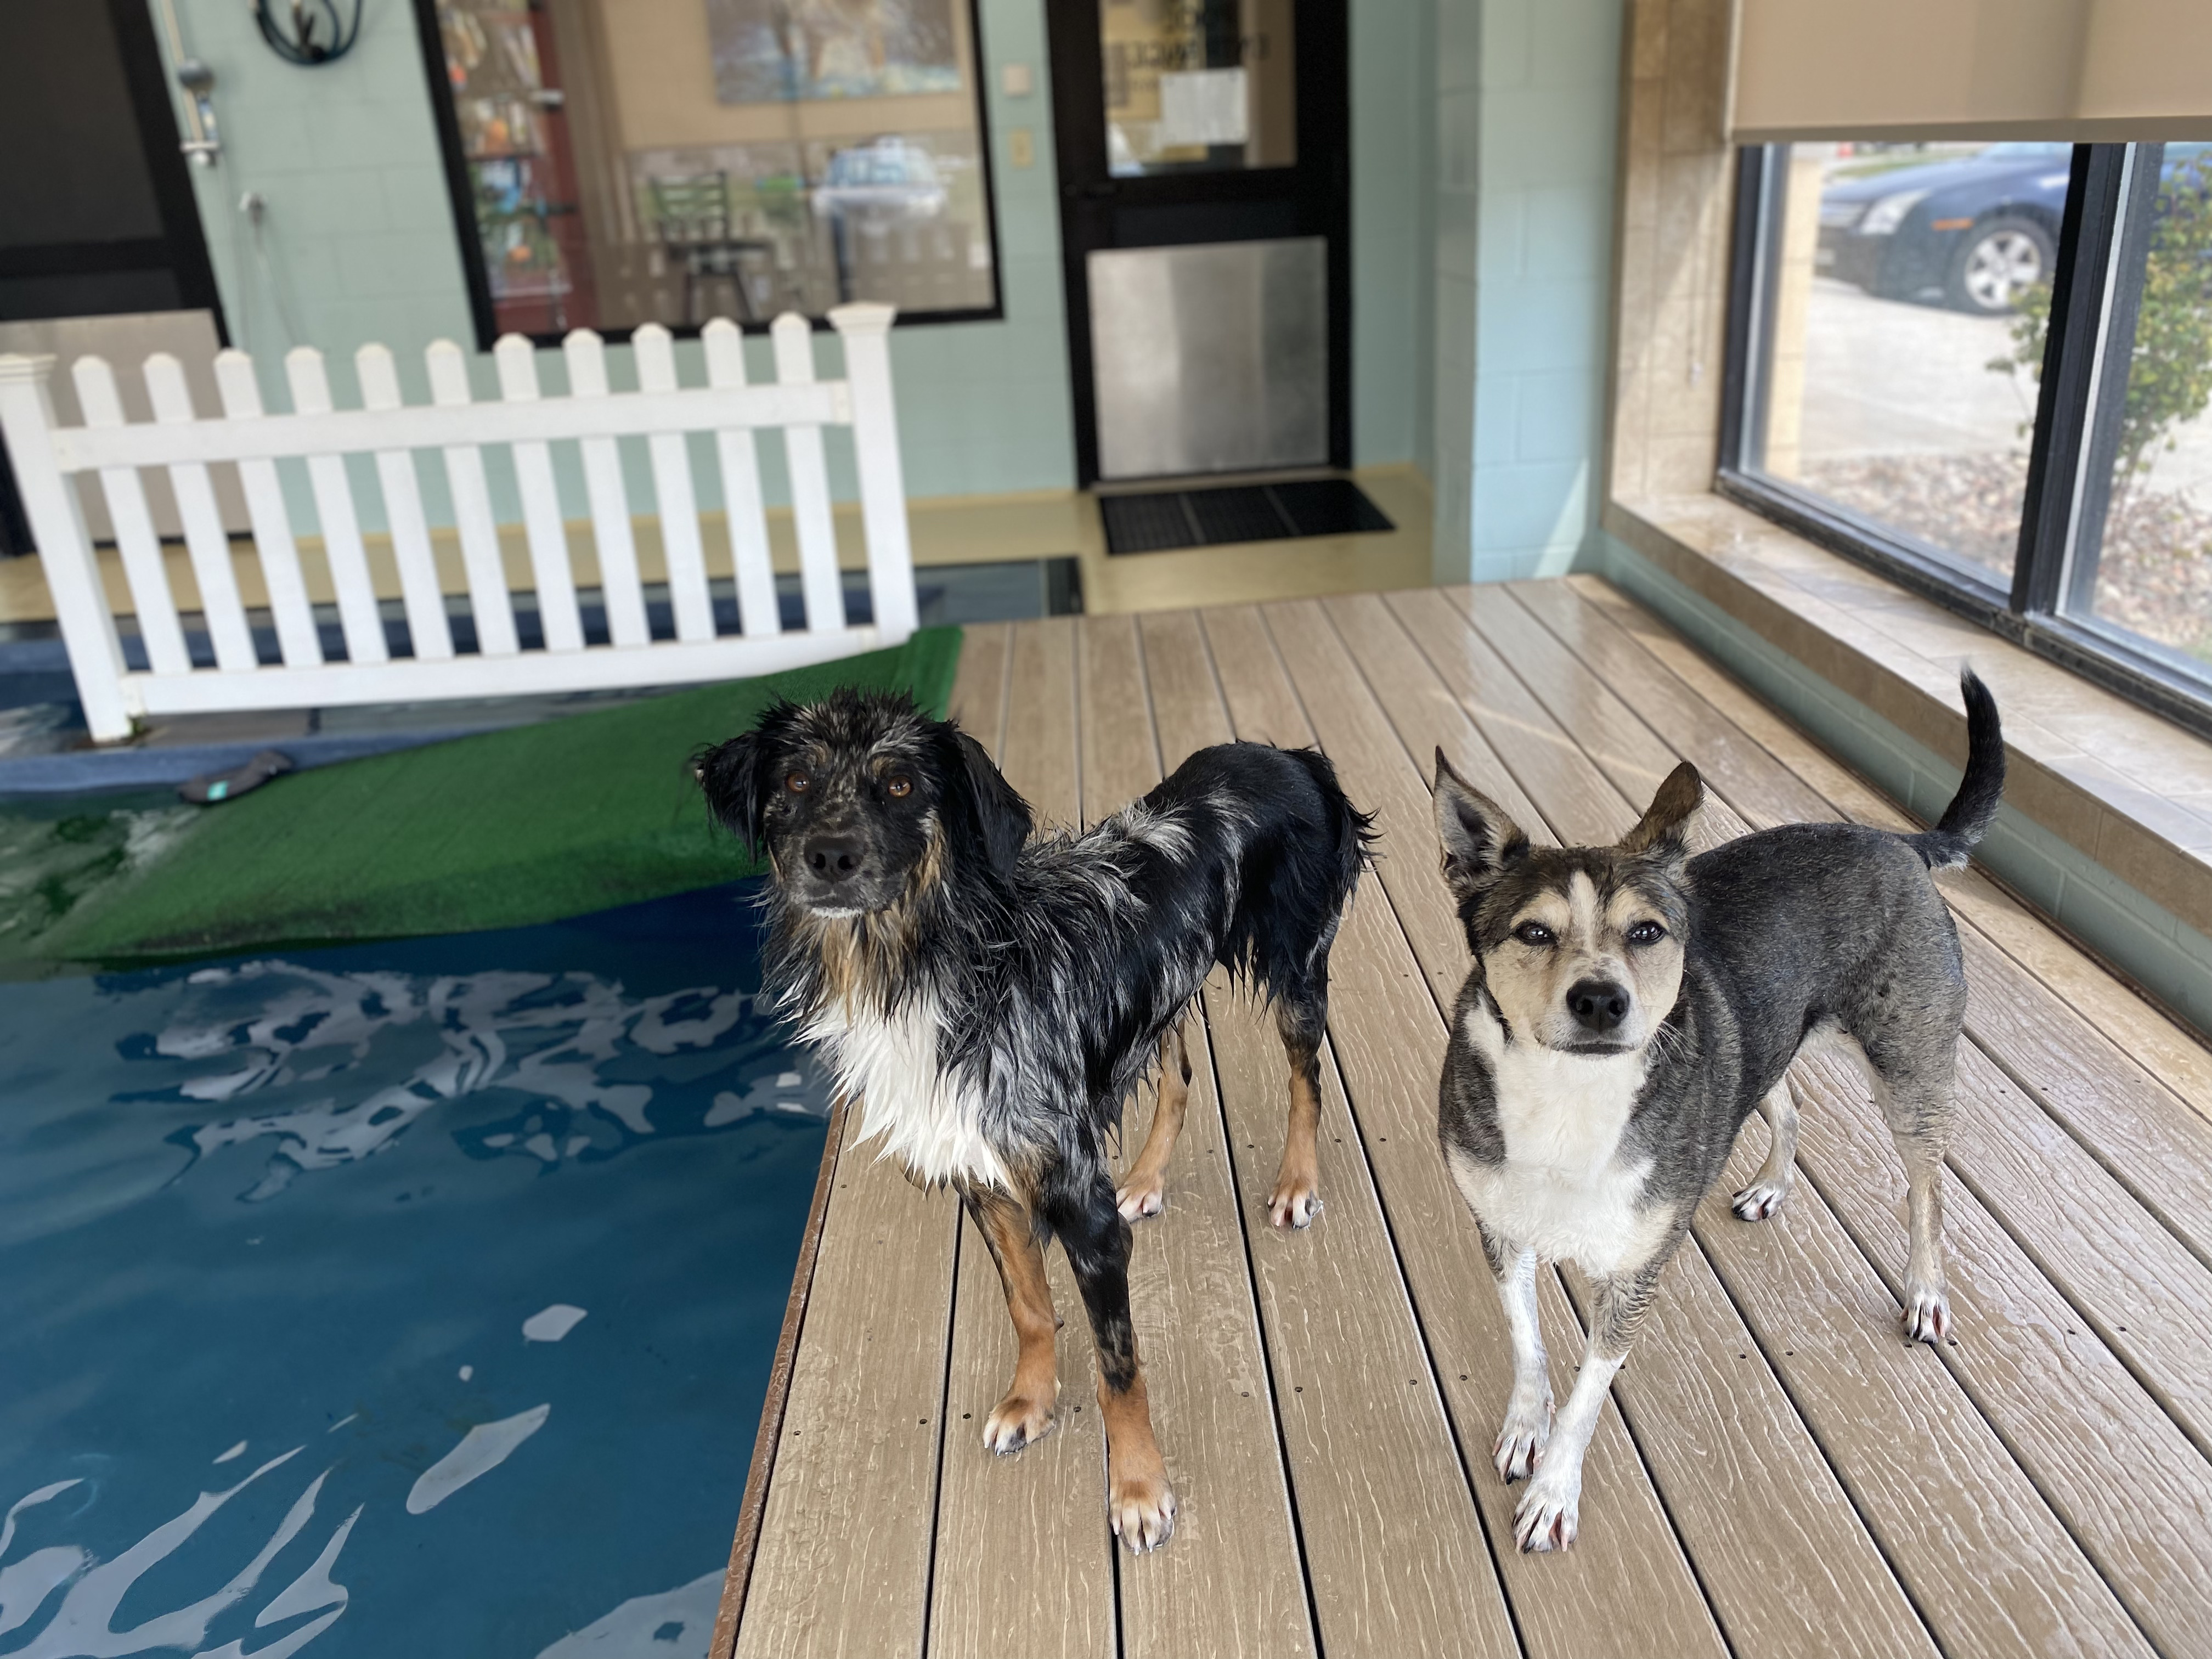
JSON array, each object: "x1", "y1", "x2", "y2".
[
  {"x1": 1446, "y1": 1001, "x2": 1671, "y2": 1276},
  {"x1": 805, "y1": 991, "x2": 1009, "y2": 1189}
]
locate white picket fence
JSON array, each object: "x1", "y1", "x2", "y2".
[{"x1": 0, "y1": 304, "x2": 916, "y2": 743}]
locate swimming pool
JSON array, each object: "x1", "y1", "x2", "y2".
[{"x1": 0, "y1": 880, "x2": 828, "y2": 1659}]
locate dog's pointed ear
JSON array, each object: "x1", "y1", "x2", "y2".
[
  {"x1": 1620, "y1": 761, "x2": 1702, "y2": 871},
  {"x1": 951, "y1": 729, "x2": 1032, "y2": 877},
  {"x1": 1434, "y1": 747, "x2": 1527, "y2": 903},
  {"x1": 695, "y1": 730, "x2": 772, "y2": 855}
]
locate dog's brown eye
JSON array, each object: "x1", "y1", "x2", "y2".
[
  {"x1": 1627, "y1": 920, "x2": 1667, "y2": 945},
  {"x1": 1513, "y1": 921, "x2": 1555, "y2": 947},
  {"x1": 886, "y1": 775, "x2": 912, "y2": 799},
  {"x1": 785, "y1": 771, "x2": 810, "y2": 794}
]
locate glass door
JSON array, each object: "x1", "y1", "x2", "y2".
[{"x1": 1049, "y1": 0, "x2": 1348, "y2": 486}]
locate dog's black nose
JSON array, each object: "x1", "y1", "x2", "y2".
[
  {"x1": 1566, "y1": 978, "x2": 1630, "y2": 1033},
  {"x1": 804, "y1": 837, "x2": 865, "y2": 884}
]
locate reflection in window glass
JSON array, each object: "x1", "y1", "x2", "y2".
[
  {"x1": 1749, "y1": 140, "x2": 2073, "y2": 581},
  {"x1": 1101, "y1": 0, "x2": 1294, "y2": 177},
  {"x1": 2062, "y1": 144, "x2": 2212, "y2": 679},
  {"x1": 427, "y1": 0, "x2": 999, "y2": 338}
]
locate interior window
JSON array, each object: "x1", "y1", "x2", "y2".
[{"x1": 423, "y1": 0, "x2": 1001, "y2": 340}]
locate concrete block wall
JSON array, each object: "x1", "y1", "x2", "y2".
[{"x1": 1431, "y1": 0, "x2": 1621, "y2": 585}]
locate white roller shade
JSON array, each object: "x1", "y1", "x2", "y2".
[{"x1": 1733, "y1": 0, "x2": 2212, "y2": 143}]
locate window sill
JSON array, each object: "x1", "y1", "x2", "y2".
[{"x1": 1602, "y1": 490, "x2": 2212, "y2": 941}]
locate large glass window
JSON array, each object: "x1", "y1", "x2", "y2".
[
  {"x1": 417, "y1": 0, "x2": 1001, "y2": 342},
  {"x1": 1742, "y1": 140, "x2": 2073, "y2": 585},
  {"x1": 2060, "y1": 144, "x2": 2212, "y2": 679},
  {"x1": 1725, "y1": 138, "x2": 2212, "y2": 731}
]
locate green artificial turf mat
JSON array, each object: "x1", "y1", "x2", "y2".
[{"x1": 36, "y1": 627, "x2": 961, "y2": 962}]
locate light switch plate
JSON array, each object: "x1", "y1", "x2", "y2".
[
  {"x1": 1001, "y1": 61, "x2": 1033, "y2": 98},
  {"x1": 1009, "y1": 127, "x2": 1034, "y2": 169}
]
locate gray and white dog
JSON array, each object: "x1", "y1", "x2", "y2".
[{"x1": 1432, "y1": 670, "x2": 2004, "y2": 1553}]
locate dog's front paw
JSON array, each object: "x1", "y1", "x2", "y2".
[
  {"x1": 982, "y1": 1391, "x2": 1057, "y2": 1454},
  {"x1": 1513, "y1": 1467, "x2": 1583, "y2": 1553},
  {"x1": 1493, "y1": 1392, "x2": 1553, "y2": 1482},
  {"x1": 1731, "y1": 1173, "x2": 1794, "y2": 1221},
  {"x1": 1116, "y1": 1172, "x2": 1167, "y2": 1222},
  {"x1": 1268, "y1": 1176, "x2": 1322, "y2": 1230},
  {"x1": 1108, "y1": 1466, "x2": 1177, "y2": 1554},
  {"x1": 1901, "y1": 1285, "x2": 1952, "y2": 1345}
]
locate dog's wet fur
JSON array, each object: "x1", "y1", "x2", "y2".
[
  {"x1": 697, "y1": 687, "x2": 1373, "y2": 1552},
  {"x1": 1433, "y1": 670, "x2": 2005, "y2": 1554}
]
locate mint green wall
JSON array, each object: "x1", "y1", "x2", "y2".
[
  {"x1": 151, "y1": 0, "x2": 1431, "y2": 526},
  {"x1": 1431, "y1": 0, "x2": 1620, "y2": 584}
]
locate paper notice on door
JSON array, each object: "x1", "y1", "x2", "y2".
[{"x1": 1158, "y1": 68, "x2": 1249, "y2": 148}]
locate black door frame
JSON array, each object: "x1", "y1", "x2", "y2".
[{"x1": 1045, "y1": 0, "x2": 1351, "y2": 488}]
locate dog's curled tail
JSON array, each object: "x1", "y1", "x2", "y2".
[{"x1": 1911, "y1": 669, "x2": 2005, "y2": 871}]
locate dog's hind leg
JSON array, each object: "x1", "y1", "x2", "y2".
[
  {"x1": 1732, "y1": 1076, "x2": 1801, "y2": 1221},
  {"x1": 1269, "y1": 997, "x2": 1326, "y2": 1229},
  {"x1": 1048, "y1": 1172, "x2": 1176, "y2": 1552},
  {"x1": 1860, "y1": 1042, "x2": 1956, "y2": 1344},
  {"x1": 964, "y1": 1186, "x2": 1062, "y2": 1453},
  {"x1": 1483, "y1": 1225, "x2": 1552, "y2": 1482},
  {"x1": 1117, "y1": 1019, "x2": 1190, "y2": 1222}
]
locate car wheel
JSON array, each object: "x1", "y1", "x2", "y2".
[{"x1": 1946, "y1": 217, "x2": 2053, "y2": 314}]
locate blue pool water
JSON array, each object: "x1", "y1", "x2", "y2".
[{"x1": 0, "y1": 881, "x2": 829, "y2": 1659}]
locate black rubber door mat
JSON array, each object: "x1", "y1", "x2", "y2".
[{"x1": 1099, "y1": 479, "x2": 1394, "y2": 556}]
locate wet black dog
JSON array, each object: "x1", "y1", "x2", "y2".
[{"x1": 697, "y1": 687, "x2": 1372, "y2": 1551}]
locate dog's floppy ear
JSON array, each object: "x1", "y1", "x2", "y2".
[
  {"x1": 1620, "y1": 761, "x2": 1702, "y2": 871},
  {"x1": 1434, "y1": 748, "x2": 1528, "y2": 903},
  {"x1": 695, "y1": 729, "x2": 775, "y2": 855},
  {"x1": 947, "y1": 728, "x2": 1032, "y2": 877}
]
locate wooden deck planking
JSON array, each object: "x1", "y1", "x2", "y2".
[
  {"x1": 1080, "y1": 613, "x2": 1317, "y2": 1659},
  {"x1": 1221, "y1": 597, "x2": 1730, "y2": 1658},
  {"x1": 1195, "y1": 607, "x2": 1522, "y2": 1657},
  {"x1": 1273, "y1": 596, "x2": 1931, "y2": 1659},
  {"x1": 732, "y1": 580, "x2": 2212, "y2": 1659},
  {"x1": 733, "y1": 1103, "x2": 960, "y2": 1659},
  {"x1": 928, "y1": 617, "x2": 1115, "y2": 1659}
]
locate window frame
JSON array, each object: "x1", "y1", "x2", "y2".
[
  {"x1": 410, "y1": 0, "x2": 1008, "y2": 351},
  {"x1": 1716, "y1": 140, "x2": 2212, "y2": 743}
]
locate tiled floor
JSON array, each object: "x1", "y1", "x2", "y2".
[{"x1": 723, "y1": 578, "x2": 2212, "y2": 1659}]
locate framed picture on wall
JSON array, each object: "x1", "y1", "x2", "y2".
[{"x1": 412, "y1": 0, "x2": 1003, "y2": 347}]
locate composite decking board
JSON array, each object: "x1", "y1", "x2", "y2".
[
  {"x1": 1514, "y1": 580, "x2": 2212, "y2": 1271},
  {"x1": 1006, "y1": 616, "x2": 1082, "y2": 830},
  {"x1": 1259, "y1": 596, "x2": 1930, "y2": 1658},
  {"x1": 1384, "y1": 587, "x2": 1643, "y2": 848},
  {"x1": 1080, "y1": 613, "x2": 1317, "y2": 1659},
  {"x1": 928, "y1": 614, "x2": 1116, "y2": 1659},
  {"x1": 1692, "y1": 1131, "x2": 2153, "y2": 1659},
  {"x1": 1494, "y1": 579, "x2": 2212, "y2": 1454},
  {"x1": 1203, "y1": 989, "x2": 1523, "y2": 1659},
  {"x1": 1188, "y1": 608, "x2": 1522, "y2": 1656},
  {"x1": 1788, "y1": 1047, "x2": 2212, "y2": 1658},
  {"x1": 735, "y1": 1104, "x2": 961, "y2": 1659},
  {"x1": 1562, "y1": 573, "x2": 2212, "y2": 1129}
]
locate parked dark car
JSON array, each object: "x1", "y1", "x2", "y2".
[{"x1": 1817, "y1": 142, "x2": 2073, "y2": 315}]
